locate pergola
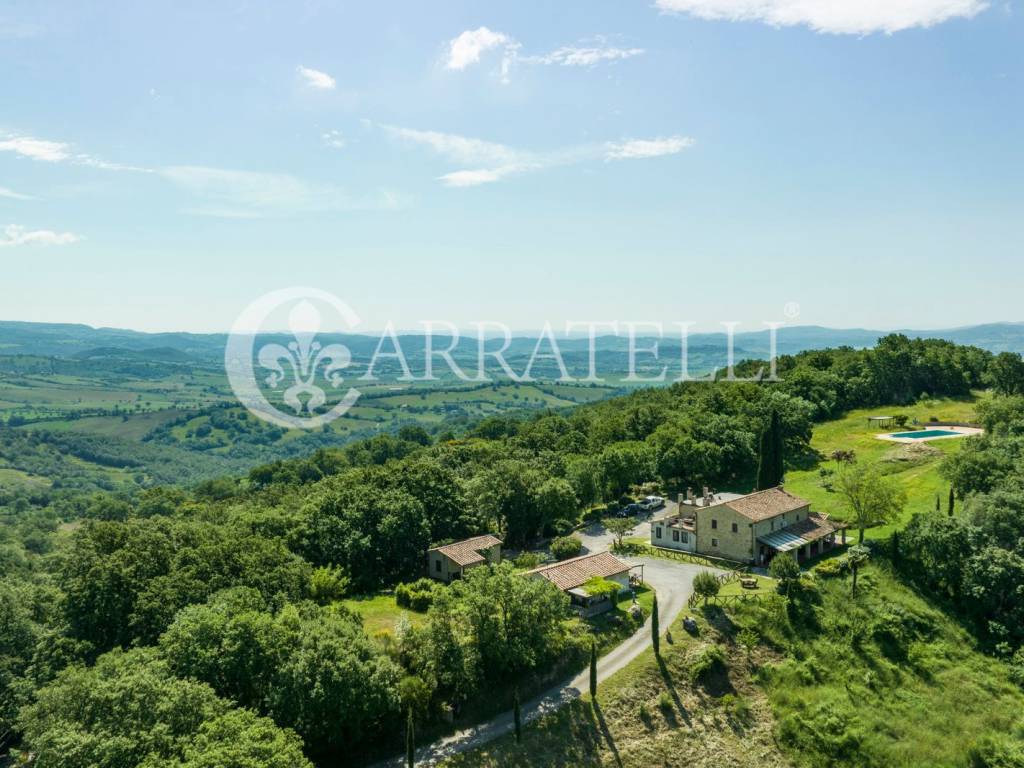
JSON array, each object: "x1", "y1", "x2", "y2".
[{"x1": 868, "y1": 415, "x2": 894, "y2": 428}]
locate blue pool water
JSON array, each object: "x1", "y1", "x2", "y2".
[{"x1": 889, "y1": 429, "x2": 962, "y2": 439}]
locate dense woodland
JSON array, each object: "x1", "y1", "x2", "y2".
[{"x1": 2, "y1": 335, "x2": 1024, "y2": 766}]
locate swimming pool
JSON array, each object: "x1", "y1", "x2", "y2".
[{"x1": 889, "y1": 429, "x2": 963, "y2": 439}]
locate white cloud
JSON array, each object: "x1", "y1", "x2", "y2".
[
  {"x1": 297, "y1": 65, "x2": 336, "y2": 90},
  {"x1": 437, "y1": 167, "x2": 518, "y2": 187},
  {"x1": 445, "y1": 27, "x2": 518, "y2": 72},
  {"x1": 160, "y1": 165, "x2": 397, "y2": 217},
  {"x1": 321, "y1": 130, "x2": 346, "y2": 149},
  {"x1": 654, "y1": 0, "x2": 988, "y2": 34},
  {"x1": 605, "y1": 136, "x2": 696, "y2": 160},
  {"x1": 0, "y1": 224, "x2": 80, "y2": 247},
  {"x1": 0, "y1": 136, "x2": 71, "y2": 162},
  {"x1": 443, "y1": 29, "x2": 643, "y2": 81},
  {"x1": 380, "y1": 123, "x2": 694, "y2": 187},
  {"x1": 0, "y1": 134, "x2": 152, "y2": 172},
  {"x1": 0, "y1": 186, "x2": 33, "y2": 200},
  {"x1": 527, "y1": 45, "x2": 645, "y2": 67},
  {"x1": 378, "y1": 124, "x2": 522, "y2": 166}
]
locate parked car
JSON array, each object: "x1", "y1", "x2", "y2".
[
  {"x1": 638, "y1": 495, "x2": 665, "y2": 511},
  {"x1": 618, "y1": 502, "x2": 641, "y2": 517}
]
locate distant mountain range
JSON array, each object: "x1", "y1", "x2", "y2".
[{"x1": 2, "y1": 320, "x2": 1023, "y2": 369}]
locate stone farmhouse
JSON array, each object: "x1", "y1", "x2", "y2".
[
  {"x1": 650, "y1": 486, "x2": 845, "y2": 565},
  {"x1": 427, "y1": 534, "x2": 502, "y2": 583}
]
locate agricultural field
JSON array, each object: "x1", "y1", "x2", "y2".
[{"x1": 0, "y1": 352, "x2": 622, "y2": 493}]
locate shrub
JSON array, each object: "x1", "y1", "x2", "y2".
[
  {"x1": 721, "y1": 693, "x2": 752, "y2": 723},
  {"x1": 1010, "y1": 648, "x2": 1024, "y2": 687},
  {"x1": 550, "y1": 535, "x2": 583, "y2": 561},
  {"x1": 657, "y1": 692, "x2": 673, "y2": 711},
  {"x1": 394, "y1": 578, "x2": 438, "y2": 612},
  {"x1": 513, "y1": 552, "x2": 541, "y2": 570},
  {"x1": 309, "y1": 566, "x2": 349, "y2": 604},
  {"x1": 551, "y1": 518, "x2": 575, "y2": 536},
  {"x1": 769, "y1": 554, "x2": 801, "y2": 592},
  {"x1": 689, "y1": 643, "x2": 726, "y2": 682},
  {"x1": 814, "y1": 559, "x2": 846, "y2": 578},
  {"x1": 693, "y1": 571, "x2": 721, "y2": 605}
]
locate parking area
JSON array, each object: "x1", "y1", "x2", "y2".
[{"x1": 576, "y1": 497, "x2": 679, "y2": 553}]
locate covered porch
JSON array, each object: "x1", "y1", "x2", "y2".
[{"x1": 757, "y1": 513, "x2": 847, "y2": 566}]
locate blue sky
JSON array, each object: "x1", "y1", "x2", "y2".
[{"x1": 1, "y1": 0, "x2": 1021, "y2": 333}]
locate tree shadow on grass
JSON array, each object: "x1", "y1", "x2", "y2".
[
  {"x1": 591, "y1": 701, "x2": 623, "y2": 768},
  {"x1": 656, "y1": 654, "x2": 693, "y2": 727},
  {"x1": 700, "y1": 604, "x2": 738, "y2": 638}
]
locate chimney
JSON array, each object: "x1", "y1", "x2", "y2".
[{"x1": 686, "y1": 487, "x2": 694, "y2": 503}]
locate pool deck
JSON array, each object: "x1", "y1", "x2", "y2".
[{"x1": 875, "y1": 426, "x2": 984, "y2": 443}]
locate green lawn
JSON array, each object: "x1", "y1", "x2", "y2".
[
  {"x1": 341, "y1": 593, "x2": 428, "y2": 637},
  {"x1": 785, "y1": 394, "x2": 981, "y2": 541},
  {"x1": 718, "y1": 573, "x2": 776, "y2": 597}
]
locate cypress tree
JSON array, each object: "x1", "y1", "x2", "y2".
[
  {"x1": 513, "y1": 685, "x2": 522, "y2": 743},
  {"x1": 757, "y1": 409, "x2": 785, "y2": 490},
  {"x1": 589, "y1": 640, "x2": 598, "y2": 700},
  {"x1": 651, "y1": 593, "x2": 660, "y2": 656},
  {"x1": 935, "y1": 494, "x2": 940, "y2": 512},
  {"x1": 406, "y1": 709, "x2": 415, "y2": 768},
  {"x1": 948, "y1": 486, "x2": 955, "y2": 516}
]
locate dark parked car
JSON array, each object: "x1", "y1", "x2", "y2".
[{"x1": 617, "y1": 502, "x2": 641, "y2": 517}]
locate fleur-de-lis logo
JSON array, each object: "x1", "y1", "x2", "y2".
[
  {"x1": 257, "y1": 300, "x2": 351, "y2": 415},
  {"x1": 225, "y1": 287, "x2": 361, "y2": 430}
]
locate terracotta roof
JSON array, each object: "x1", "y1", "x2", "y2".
[
  {"x1": 715, "y1": 487, "x2": 810, "y2": 522},
  {"x1": 758, "y1": 513, "x2": 845, "y2": 552},
  {"x1": 431, "y1": 535, "x2": 502, "y2": 567},
  {"x1": 526, "y1": 551, "x2": 632, "y2": 592}
]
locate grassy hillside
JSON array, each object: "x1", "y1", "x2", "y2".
[
  {"x1": 442, "y1": 564, "x2": 1024, "y2": 768},
  {"x1": 784, "y1": 394, "x2": 981, "y2": 540},
  {"x1": 736, "y1": 564, "x2": 1024, "y2": 767},
  {"x1": 441, "y1": 599, "x2": 791, "y2": 768}
]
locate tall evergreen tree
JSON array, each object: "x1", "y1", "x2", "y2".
[
  {"x1": 589, "y1": 640, "x2": 598, "y2": 700},
  {"x1": 651, "y1": 593, "x2": 660, "y2": 656},
  {"x1": 513, "y1": 685, "x2": 522, "y2": 743},
  {"x1": 948, "y1": 486, "x2": 955, "y2": 516},
  {"x1": 406, "y1": 709, "x2": 415, "y2": 768},
  {"x1": 756, "y1": 409, "x2": 785, "y2": 490},
  {"x1": 935, "y1": 494, "x2": 940, "y2": 512}
]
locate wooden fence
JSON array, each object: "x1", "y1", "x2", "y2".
[
  {"x1": 635, "y1": 544, "x2": 748, "y2": 572},
  {"x1": 687, "y1": 590, "x2": 770, "y2": 609}
]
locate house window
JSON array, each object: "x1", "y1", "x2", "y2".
[
  {"x1": 711, "y1": 519, "x2": 718, "y2": 530},
  {"x1": 770, "y1": 520, "x2": 775, "y2": 531},
  {"x1": 796, "y1": 513, "x2": 800, "y2": 520},
  {"x1": 435, "y1": 559, "x2": 441, "y2": 572},
  {"x1": 672, "y1": 530, "x2": 680, "y2": 542},
  {"x1": 681, "y1": 532, "x2": 689, "y2": 543},
  {"x1": 656, "y1": 527, "x2": 662, "y2": 539},
  {"x1": 731, "y1": 522, "x2": 738, "y2": 533},
  {"x1": 711, "y1": 537, "x2": 719, "y2": 547}
]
